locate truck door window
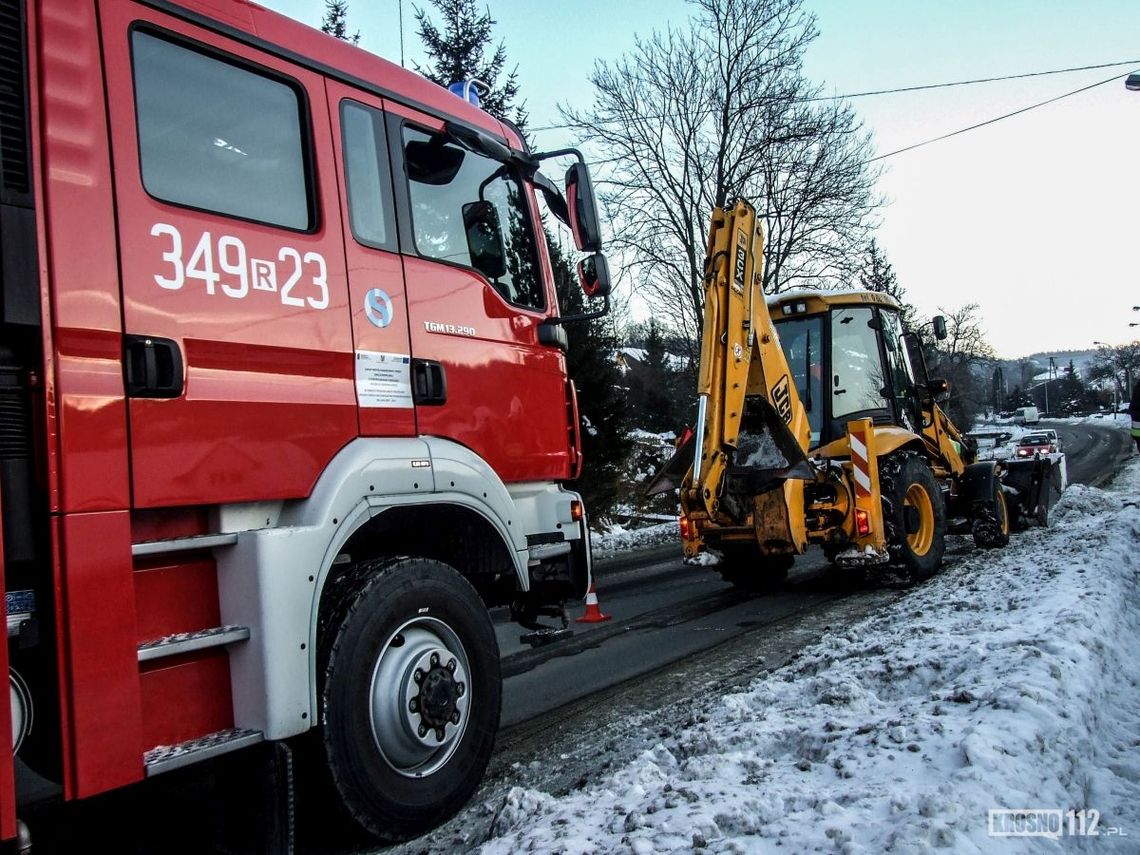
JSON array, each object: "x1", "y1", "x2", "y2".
[
  {"x1": 831, "y1": 306, "x2": 889, "y2": 419},
  {"x1": 131, "y1": 30, "x2": 311, "y2": 230},
  {"x1": 341, "y1": 101, "x2": 395, "y2": 250},
  {"x1": 402, "y1": 126, "x2": 543, "y2": 310}
]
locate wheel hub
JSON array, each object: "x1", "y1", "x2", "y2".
[
  {"x1": 369, "y1": 621, "x2": 471, "y2": 777},
  {"x1": 412, "y1": 654, "x2": 465, "y2": 738}
]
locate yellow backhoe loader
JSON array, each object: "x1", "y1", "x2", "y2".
[{"x1": 647, "y1": 199, "x2": 1057, "y2": 588}]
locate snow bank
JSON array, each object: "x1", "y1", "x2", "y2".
[
  {"x1": 483, "y1": 464, "x2": 1140, "y2": 853},
  {"x1": 593, "y1": 521, "x2": 678, "y2": 557}
]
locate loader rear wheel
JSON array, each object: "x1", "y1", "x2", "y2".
[
  {"x1": 317, "y1": 557, "x2": 501, "y2": 843},
  {"x1": 717, "y1": 544, "x2": 792, "y2": 592},
  {"x1": 880, "y1": 453, "x2": 945, "y2": 581},
  {"x1": 971, "y1": 478, "x2": 1010, "y2": 548}
]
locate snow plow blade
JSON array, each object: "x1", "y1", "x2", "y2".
[{"x1": 1003, "y1": 456, "x2": 1063, "y2": 527}]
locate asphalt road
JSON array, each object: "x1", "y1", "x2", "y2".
[{"x1": 1048, "y1": 420, "x2": 1132, "y2": 487}]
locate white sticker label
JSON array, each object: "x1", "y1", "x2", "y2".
[{"x1": 355, "y1": 350, "x2": 413, "y2": 409}]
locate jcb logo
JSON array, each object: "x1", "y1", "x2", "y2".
[{"x1": 772, "y1": 375, "x2": 792, "y2": 425}]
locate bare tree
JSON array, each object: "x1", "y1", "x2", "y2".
[
  {"x1": 925, "y1": 303, "x2": 996, "y2": 428},
  {"x1": 562, "y1": 0, "x2": 879, "y2": 351},
  {"x1": 1090, "y1": 341, "x2": 1140, "y2": 400}
]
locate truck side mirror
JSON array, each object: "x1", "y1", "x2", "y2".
[
  {"x1": 577, "y1": 253, "x2": 611, "y2": 298},
  {"x1": 462, "y1": 201, "x2": 507, "y2": 281},
  {"x1": 932, "y1": 315, "x2": 948, "y2": 341},
  {"x1": 565, "y1": 162, "x2": 602, "y2": 253}
]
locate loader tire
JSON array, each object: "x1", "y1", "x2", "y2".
[
  {"x1": 717, "y1": 544, "x2": 792, "y2": 592},
  {"x1": 879, "y1": 452, "x2": 945, "y2": 581},
  {"x1": 315, "y1": 557, "x2": 501, "y2": 843},
  {"x1": 971, "y1": 477, "x2": 1010, "y2": 548}
]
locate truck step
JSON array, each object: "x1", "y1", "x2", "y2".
[
  {"x1": 131, "y1": 532, "x2": 239, "y2": 557},
  {"x1": 144, "y1": 727, "x2": 263, "y2": 776},
  {"x1": 137, "y1": 624, "x2": 251, "y2": 662}
]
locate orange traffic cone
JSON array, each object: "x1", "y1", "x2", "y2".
[{"x1": 575, "y1": 582, "x2": 611, "y2": 623}]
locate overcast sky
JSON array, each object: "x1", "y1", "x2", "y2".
[{"x1": 260, "y1": 0, "x2": 1139, "y2": 358}]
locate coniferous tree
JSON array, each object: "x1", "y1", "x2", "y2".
[
  {"x1": 859, "y1": 239, "x2": 918, "y2": 331},
  {"x1": 321, "y1": 0, "x2": 360, "y2": 44},
  {"x1": 413, "y1": 0, "x2": 628, "y2": 524},
  {"x1": 413, "y1": 0, "x2": 527, "y2": 128},
  {"x1": 549, "y1": 236, "x2": 632, "y2": 524}
]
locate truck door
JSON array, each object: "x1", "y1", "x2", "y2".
[
  {"x1": 325, "y1": 83, "x2": 414, "y2": 437},
  {"x1": 99, "y1": 4, "x2": 358, "y2": 508},
  {"x1": 386, "y1": 104, "x2": 572, "y2": 482}
]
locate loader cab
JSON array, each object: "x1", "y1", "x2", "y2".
[{"x1": 771, "y1": 291, "x2": 921, "y2": 449}]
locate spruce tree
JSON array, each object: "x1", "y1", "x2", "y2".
[
  {"x1": 859, "y1": 239, "x2": 918, "y2": 331},
  {"x1": 413, "y1": 0, "x2": 527, "y2": 127},
  {"x1": 414, "y1": 0, "x2": 628, "y2": 524},
  {"x1": 320, "y1": 0, "x2": 360, "y2": 44},
  {"x1": 548, "y1": 235, "x2": 631, "y2": 525}
]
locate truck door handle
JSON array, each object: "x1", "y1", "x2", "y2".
[
  {"x1": 124, "y1": 335, "x2": 183, "y2": 398},
  {"x1": 412, "y1": 359, "x2": 447, "y2": 405}
]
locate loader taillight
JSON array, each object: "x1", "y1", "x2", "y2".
[
  {"x1": 680, "y1": 515, "x2": 693, "y2": 540},
  {"x1": 855, "y1": 508, "x2": 870, "y2": 537},
  {"x1": 571, "y1": 500, "x2": 584, "y2": 522}
]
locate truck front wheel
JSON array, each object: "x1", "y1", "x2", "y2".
[
  {"x1": 880, "y1": 453, "x2": 945, "y2": 580},
  {"x1": 319, "y1": 557, "x2": 501, "y2": 842}
]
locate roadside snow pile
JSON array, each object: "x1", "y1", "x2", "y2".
[
  {"x1": 593, "y1": 521, "x2": 678, "y2": 557},
  {"x1": 1050, "y1": 413, "x2": 1130, "y2": 429},
  {"x1": 483, "y1": 464, "x2": 1140, "y2": 853}
]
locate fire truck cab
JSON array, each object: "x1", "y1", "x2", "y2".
[{"x1": 0, "y1": 0, "x2": 609, "y2": 843}]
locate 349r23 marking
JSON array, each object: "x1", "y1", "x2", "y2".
[{"x1": 150, "y1": 223, "x2": 329, "y2": 310}]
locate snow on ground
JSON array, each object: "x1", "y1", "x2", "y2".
[
  {"x1": 593, "y1": 520, "x2": 678, "y2": 558},
  {"x1": 483, "y1": 463, "x2": 1140, "y2": 853}
]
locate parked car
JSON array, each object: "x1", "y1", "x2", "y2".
[{"x1": 1014, "y1": 432, "x2": 1057, "y2": 458}]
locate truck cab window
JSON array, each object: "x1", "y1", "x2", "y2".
[
  {"x1": 131, "y1": 31, "x2": 311, "y2": 230},
  {"x1": 402, "y1": 126, "x2": 543, "y2": 310},
  {"x1": 341, "y1": 101, "x2": 395, "y2": 250}
]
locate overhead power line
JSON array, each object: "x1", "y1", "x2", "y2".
[
  {"x1": 868, "y1": 70, "x2": 1126, "y2": 162},
  {"x1": 803, "y1": 59, "x2": 1140, "y2": 102},
  {"x1": 530, "y1": 58, "x2": 1140, "y2": 134}
]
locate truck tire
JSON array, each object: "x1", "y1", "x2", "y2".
[
  {"x1": 717, "y1": 544, "x2": 792, "y2": 592},
  {"x1": 879, "y1": 452, "x2": 945, "y2": 580},
  {"x1": 318, "y1": 557, "x2": 501, "y2": 842},
  {"x1": 971, "y1": 477, "x2": 1010, "y2": 548}
]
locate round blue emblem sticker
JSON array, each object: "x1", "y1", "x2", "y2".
[{"x1": 364, "y1": 288, "x2": 394, "y2": 328}]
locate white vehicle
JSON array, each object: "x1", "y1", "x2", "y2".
[{"x1": 1014, "y1": 406, "x2": 1040, "y2": 425}]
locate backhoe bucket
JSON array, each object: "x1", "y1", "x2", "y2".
[
  {"x1": 1003, "y1": 456, "x2": 1062, "y2": 527},
  {"x1": 725, "y1": 397, "x2": 814, "y2": 496},
  {"x1": 643, "y1": 434, "x2": 695, "y2": 497}
]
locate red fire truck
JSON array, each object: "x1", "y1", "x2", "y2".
[{"x1": 0, "y1": 0, "x2": 610, "y2": 845}]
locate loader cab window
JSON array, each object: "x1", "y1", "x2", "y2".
[
  {"x1": 402, "y1": 126, "x2": 543, "y2": 310},
  {"x1": 830, "y1": 306, "x2": 890, "y2": 422},
  {"x1": 881, "y1": 309, "x2": 920, "y2": 430},
  {"x1": 774, "y1": 315, "x2": 823, "y2": 446},
  {"x1": 131, "y1": 31, "x2": 312, "y2": 230}
]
